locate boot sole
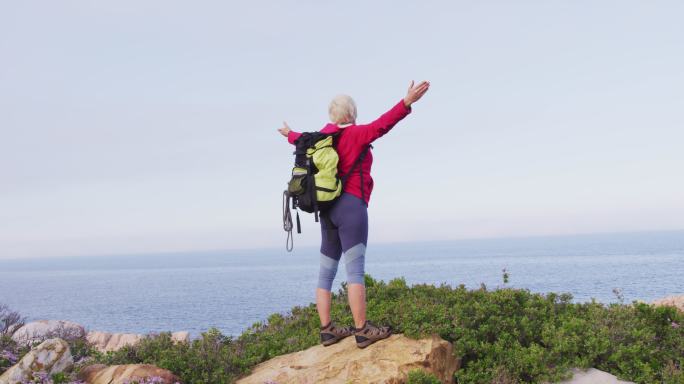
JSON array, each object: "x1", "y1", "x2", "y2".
[
  {"x1": 320, "y1": 333, "x2": 351, "y2": 346},
  {"x1": 355, "y1": 330, "x2": 392, "y2": 348}
]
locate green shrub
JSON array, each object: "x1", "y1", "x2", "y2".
[
  {"x1": 407, "y1": 369, "x2": 441, "y2": 384},
  {"x1": 87, "y1": 275, "x2": 683, "y2": 383},
  {"x1": 98, "y1": 329, "x2": 243, "y2": 384},
  {"x1": 50, "y1": 372, "x2": 69, "y2": 384}
]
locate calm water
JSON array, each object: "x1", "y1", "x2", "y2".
[{"x1": 0, "y1": 231, "x2": 682, "y2": 337}]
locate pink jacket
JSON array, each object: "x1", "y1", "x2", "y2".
[{"x1": 287, "y1": 99, "x2": 411, "y2": 205}]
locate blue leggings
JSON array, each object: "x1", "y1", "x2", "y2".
[{"x1": 318, "y1": 193, "x2": 368, "y2": 291}]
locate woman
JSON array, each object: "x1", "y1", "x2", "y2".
[{"x1": 278, "y1": 80, "x2": 430, "y2": 348}]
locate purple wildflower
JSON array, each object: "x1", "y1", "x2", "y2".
[
  {"x1": 672, "y1": 321, "x2": 680, "y2": 328},
  {"x1": 29, "y1": 371, "x2": 50, "y2": 383},
  {"x1": 1, "y1": 350, "x2": 18, "y2": 363}
]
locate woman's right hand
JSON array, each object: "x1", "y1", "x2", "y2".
[
  {"x1": 403, "y1": 80, "x2": 430, "y2": 107},
  {"x1": 277, "y1": 122, "x2": 291, "y2": 137}
]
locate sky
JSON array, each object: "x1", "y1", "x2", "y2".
[{"x1": 1, "y1": 1, "x2": 683, "y2": 260}]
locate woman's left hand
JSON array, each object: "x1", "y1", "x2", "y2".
[
  {"x1": 404, "y1": 80, "x2": 430, "y2": 107},
  {"x1": 277, "y1": 122, "x2": 291, "y2": 137}
]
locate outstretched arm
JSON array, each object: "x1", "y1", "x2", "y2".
[
  {"x1": 277, "y1": 122, "x2": 302, "y2": 144},
  {"x1": 356, "y1": 80, "x2": 430, "y2": 144}
]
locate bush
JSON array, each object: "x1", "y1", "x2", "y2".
[
  {"x1": 98, "y1": 329, "x2": 242, "y2": 384},
  {"x1": 407, "y1": 369, "x2": 442, "y2": 384},
  {"x1": 7, "y1": 370, "x2": 85, "y2": 384},
  {"x1": 360, "y1": 276, "x2": 683, "y2": 383},
  {"x1": 7, "y1": 274, "x2": 684, "y2": 383},
  {"x1": 0, "y1": 303, "x2": 25, "y2": 339},
  {"x1": 0, "y1": 303, "x2": 27, "y2": 375},
  {"x1": 93, "y1": 276, "x2": 684, "y2": 383}
]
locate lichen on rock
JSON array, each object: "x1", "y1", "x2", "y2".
[{"x1": 0, "y1": 338, "x2": 73, "y2": 384}]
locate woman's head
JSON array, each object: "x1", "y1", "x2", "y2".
[{"x1": 328, "y1": 95, "x2": 357, "y2": 125}]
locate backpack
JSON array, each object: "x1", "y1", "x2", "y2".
[{"x1": 282, "y1": 131, "x2": 371, "y2": 251}]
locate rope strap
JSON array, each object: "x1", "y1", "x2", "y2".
[{"x1": 283, "y1": 190, "x2": 294, "y2": 252}]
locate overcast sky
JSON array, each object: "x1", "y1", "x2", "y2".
[{"x1": 1, "y1": 1, "x2": 683, "y2": 259}]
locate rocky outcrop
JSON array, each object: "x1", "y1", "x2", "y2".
[
  {"x1": 0, "y1": 338, "x2": 73, "y2": 384},
  {"x1": 11, "y1": 320, "x2": 85, "y2": 346},
  {"x1": 652, "y1": 295, "x2": 684, "y2": 312},
  {"x1": 556, "y1": 368, "x2": 634, "y2": 383},
  {"x1": 9, "y1": 320, "x2": 190, "y2": 353},
  {"x1": 171, "y1": 331, "x2": 190, "y2": 344},
  {"x1": 236, "y1": 334, "x2": 459, "y2": 384},
  {"x1": 86, "y1": 331, "x2": 190, "y2": 352},
  {"x1": 79, "y1": 364, "x2": 180, "y2": 384},
  {"x1": 86, "y1": 332, "x2": 143, "y2": 352}
]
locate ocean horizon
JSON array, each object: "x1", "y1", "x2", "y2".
[{"x1": 1, "y1": 230, "x2": 682, "y2": 337}]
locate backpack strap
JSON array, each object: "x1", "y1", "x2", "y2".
[
  {"x1": 340, "y1": 144, "x2": 371, "y2": 186},
  {"x1": 309, "y1": 159, "x2": 320, "y2": 223},
  {"x1": 340, "y1": 144, "x2": 373, "y2": 203}
]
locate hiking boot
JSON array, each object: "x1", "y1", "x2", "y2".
[
  {"x1": 353, "y1": 320, "x2": 392, "y2": 348},
  {"x1": 319, "y1": 321, "x2": 353, "y2": 346}
]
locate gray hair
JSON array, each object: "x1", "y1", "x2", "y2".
[{"x1": 328, "y1": 94, "x2": 357, "y2": 125}]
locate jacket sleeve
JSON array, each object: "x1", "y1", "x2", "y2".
[
  {"x1": 353, "y1": 99, "x2": 412, "y2": 144},
  {"x1": 287, "y1": 124, "x2": 339, "y2": 145},
  {"x1": 287, "y1": 130, "x2": 302, "y2": 145}
]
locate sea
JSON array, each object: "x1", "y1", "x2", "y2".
[{"x1": 0, "y1": 231, "x2": 682, "y2": 338}]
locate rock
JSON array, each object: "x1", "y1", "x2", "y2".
[
  {"x1": 236, "y1": 334, "x2": 459, "y2": 384},
  {"x1": 86, "y1": 331, "x2": 191, "y2": 353},
  {"x1": 0, "y1": 338, "x2": 73, "y2": 384},
  {"x1": 652, "y1": 295, "x2": 684, "y2": 312},
  {"x1": 79, "y1": 364, "x2": 180, "y2": 384},
  {"x1": 556, "y1": 368, "x2": 634, "y2": 383},
  {"x1": 86, "y1": 331, "x2": 144, "y2": 353},
  {"x1": 11, "y1": 320, "x2": 85, "y2": 346},
  {"x1": 171, "y1": 331, "x2": 190, "y2": 344}
]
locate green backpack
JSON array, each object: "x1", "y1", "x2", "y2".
[{"x1": 282, "y1": 131, "x2": 370, "y2": 251}]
